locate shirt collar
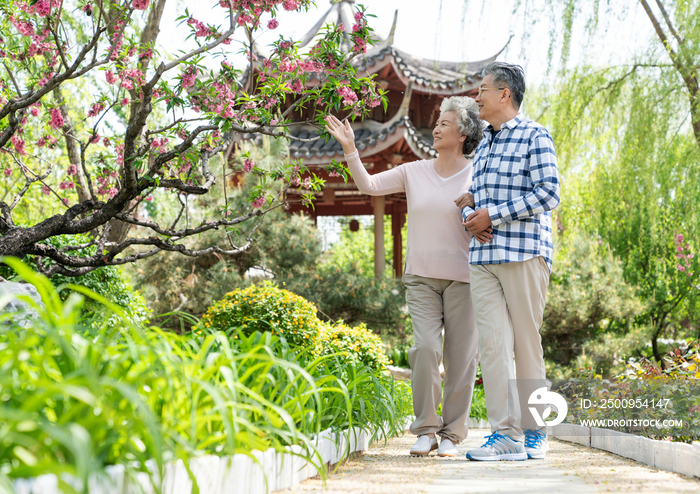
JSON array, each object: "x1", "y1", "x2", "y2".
[{"x1": 484, "y1": 113, "x2": 525, "y2": 136}]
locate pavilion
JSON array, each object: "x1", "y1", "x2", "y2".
[{"x1": 243, "y1": 0, "x2": 502, "y2": 278}]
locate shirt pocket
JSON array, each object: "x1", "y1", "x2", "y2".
[{"x1": 497, "y1": 152, "x2": 528, "y2": 178}]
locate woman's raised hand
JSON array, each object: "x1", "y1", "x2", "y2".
[{"x1": 324, "y1": 115, "x2": 357, "y2": 155}]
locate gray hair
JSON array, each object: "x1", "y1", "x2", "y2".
[
  {"x1": 484, "y1": 62, "x2": 526, "y2": 110},
  {"x1": 439, "y1": 96, "x2": 483, "y2": 155}
]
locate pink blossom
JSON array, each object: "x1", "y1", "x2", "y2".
[
  {"x1": 181, "y1": 69, "x2": 198, "y2": 88},
  {"x1": 270, "y1": 119, "x2": 278, "y2": 126},
  {"x1": 369, "y1": 97, "x2": 381, "y2": 108},
  {"x1": 243, "y1": 158, "x2": 255, "y2": 172},
  {"x1": 11, "y1": 135, "x2": 26, "y2": 155},
  {"x1": 268, "y1": 19, "x2": 279, "y2": 30},
  {"x1": 121, "y1": 79, "x2": 134, "y2": 90},
  {"x1": 354, "y1": 11, "x2": 364, "y2": 21},
  {"x1": 677, "y1": 264, "x2": 686, "y2": 272},
  {"x1": 3, "y1": 168, "x2": 11, "y2": 176},
  {"x1": 49, "y1": 108, "x2": 64, "y2": 129},
  {"x1": 336, "y1": 23, "x2": 345, "y2": 33},
  {"x1": 278, "y1": 59, "x2": 295, "y2": 73},
  {"x1": 302, "y1": 177, "x2": 312, "y2": 189},
  {"x1": 59, "y1": 181, "x2": 75, "y2": 190},
  {"x1": 103, "y1": 137, "x2": 111, "y2": 147},
  {"x1": 132, "y1": 0, "x2": 150, "y2": 10},
  {"x1": 34, "y1": 0, "x2": 51, "y2": 17},
  {"x1": 144, "y1": 195, "x2": 153, "y2": 201},
  {"x1": 289, "y1": 79, "x2": 303, "y2": 93},
  {"x1": 105, "y1": 70, "x2": 117, "y2": 84},
  {"x1": 252, "y1": 196, "x2": 265, "y2": 208},
  {"x1": 29, "y1": 106, "x2": 39, "y2": 117},
  {"x1": 11, "y1": 17, "x2": 34, "y2": 37},
  {"x1": 90, "y1": 134, "x2": 101, "y2": 144},
  {"x1": 139, "y1": 49, "x2": 153, "y2": 60},
  {"x1": 282, "y1": 0, "x2": 298, "y2": 11},
  {"x1": 108, "y1": 187, "x2": 118, "y2": 198},
  {"x1": 88, "y1": 102, "x2": 105, "y2": 117},
  {"x1": 42, "y1": 185, "x2": 50, "y2": 195},
  {"x1": 337, "y1": 85, "x2": 358, "y2": 106},
  {"x1": 121, "y1": 98, "x2": 129, "y2": 107},
  {"x1": 82, "y1": 4, "x2": 93, "y2": 15},
  {"x1": 67, "y1": 164, "x2": 78, "y2": 176}
]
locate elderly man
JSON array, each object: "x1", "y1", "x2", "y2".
[{"x1": 460, "y1": 62, "x2": 560, "y2": 461}]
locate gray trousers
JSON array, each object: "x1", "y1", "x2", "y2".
[
  {"x1": 469, "y1": 256, "x2": 550, "y2": 442},
  {"x1": 404, "y1": 274, "x2": 479, "y2": 443}
]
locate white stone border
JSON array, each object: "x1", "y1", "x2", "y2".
[
  {"x1": 551, "y1": 423, "x2": 700, "y2": 479},
  {"x1": 13, "y1": 420, "x2": 415, "y2": 494}
]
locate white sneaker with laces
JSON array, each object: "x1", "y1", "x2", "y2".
[
  {"x1": 410, "y1": 435, "x2": 438, "y2": 456},
  {"x1": 437, "y1": 438, "x2": 459, "y2": 457},
  {"x1": 466, "y1": 432, "x2": 527, "y2": 461},
  {"x1": 524, "y1": 429, "x2": 549, "y2": 459}
]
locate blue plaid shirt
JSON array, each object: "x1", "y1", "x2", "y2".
[{"x1": 461, "y1": 114, "x2": 560, "y2": 272}]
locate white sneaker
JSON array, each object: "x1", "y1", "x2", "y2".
[
  {"x1": 410, "y1": 435, "x2": 438, "y2": 456},
  {"x1": 524, "y1": 429, "x2": 549, "y2": 459},
  {"x1": 437, "y1": 438, "x2": 459, "y2": 457},
  {"x1": 466, "y1": 432, "x2": 527, "y2": 461}
]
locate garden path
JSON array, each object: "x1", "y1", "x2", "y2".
[{"x1": 282, "y1": 429, "x2": 700, "y2": 494}]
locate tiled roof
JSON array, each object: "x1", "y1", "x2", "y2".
[{"x1": 286, "y1": 116, "x2": 409, "y2": 159}]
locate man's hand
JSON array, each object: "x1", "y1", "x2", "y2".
[
  {"x1": 454, "y1": 193, "x2": 475, "y2": 210},
  {"x1": 464, "y1": 208, "x2": 493, "y2": 234},
  {"x1": 472, "y1": 228, "x2": 494, "y2": 244}
]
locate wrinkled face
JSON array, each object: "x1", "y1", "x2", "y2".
[
  {"x1": 432, "y1": 110, "x2": 465, "y2": 152},
  {"x1": 475, "y1": 74, "x2": 506, "y2": 124}
]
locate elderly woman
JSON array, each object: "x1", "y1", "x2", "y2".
[{"x1": 325, "y1": 96, "x2": 483, "y2": 456}]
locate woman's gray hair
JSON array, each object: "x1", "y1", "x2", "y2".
[{"x1": 439, "y1": 96, "x2": 483, "y2": 155}]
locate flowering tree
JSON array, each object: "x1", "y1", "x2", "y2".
[{"x1": 0, "y1": 0, "x2": 383, "y2": 276}]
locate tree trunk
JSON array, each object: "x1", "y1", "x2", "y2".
[{"x1": 108, "y1": 0, "x2": 168, "y2": 245}]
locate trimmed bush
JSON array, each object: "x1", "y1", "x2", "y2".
[
  {"x1": 196, "y1": 281, "x2": 322, "y2": 349},
  {"x1": 318, "y1": 321, "x2": 389, "y2": 371}
]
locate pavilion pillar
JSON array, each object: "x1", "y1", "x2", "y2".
[
  {"x1": 373, "y1": 195, "x2": 386, "y2": 279},
  {"x1": 391, "y1": 202, "x2": 405, "y2": 278}
]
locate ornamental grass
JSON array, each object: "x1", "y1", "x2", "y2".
[{"x1": 0, "y1": 258, "x2": 412, "y2": 492}]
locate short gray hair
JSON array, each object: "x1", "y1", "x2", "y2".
[
  {"x1": 439, "y1": 96, "x2": 483, "y2": 155},
  {"x1": 484, "y1": 62, "x2": 526, "y2": 110}
]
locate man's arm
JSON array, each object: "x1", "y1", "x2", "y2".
[{"x1": 487, "y1": 130, "x2": 560, "y2": 226}]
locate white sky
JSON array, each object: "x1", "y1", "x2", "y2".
[{"x1": 158, "y1": 0, "x2": 659, "y2": 87}]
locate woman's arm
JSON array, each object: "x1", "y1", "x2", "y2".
[{"x1": 325, "y1": 116, "x2": 406, "y2": 195}]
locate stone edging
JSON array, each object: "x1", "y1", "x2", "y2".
[
  {"x1": 13, "y1": 424, "x2": 387, "y2": 494},
  {"x1": 552, "y1": 423, "x2": 700, "y2": 479}
]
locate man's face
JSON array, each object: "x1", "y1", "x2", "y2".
[{"x1": 475, "y1": 75, "x2": 505, "y2": 124}]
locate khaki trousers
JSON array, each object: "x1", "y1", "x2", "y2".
[
  {"x1": 404, "y1": 274, "x2": 479, "y2": 443},
  {"x1": 469, "y1": 256, "x2": 550, "y2": 442}
]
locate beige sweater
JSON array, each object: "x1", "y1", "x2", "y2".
[{"x1": 344, "y1": 150, "x2": 473, "y2": 283}]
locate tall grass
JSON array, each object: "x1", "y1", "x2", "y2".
[{"x1": 0, "y1": 258, "x2": 412, "y2": 493}]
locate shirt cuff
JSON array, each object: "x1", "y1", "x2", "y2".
[
  {"x1": 488, "y1": 206, "x2": 503, "y2": 227},
  {"x1": 461, "y1": 206, "x2": 476, "y2": 222}
]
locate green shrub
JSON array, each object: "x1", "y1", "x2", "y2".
[
  {"x1": 318, "y1": 321, "x2": 389, "y2": 371},
  {"x1": 196, "y1": 281, "x2": 322, "y2": 349}
]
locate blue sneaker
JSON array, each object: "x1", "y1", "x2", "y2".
[
  {"x1": 524, "y1": 429, "x2": 549, "y2": 459},
  {"x1": 466, "y1": 432, "x2": 527, "y2": 461}
]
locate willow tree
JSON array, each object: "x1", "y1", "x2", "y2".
[{"x1": 465, "y1": 0, "x2": 700, "y2": 362}]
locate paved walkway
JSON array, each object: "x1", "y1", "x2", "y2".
[{"x1": 283, "y1": 429, "x2": 700, "y2": 494}]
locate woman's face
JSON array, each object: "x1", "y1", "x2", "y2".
[{"x1": 432, "y1": 111, "x2": 465, "y2": 153}]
